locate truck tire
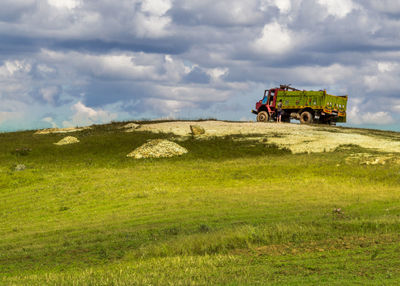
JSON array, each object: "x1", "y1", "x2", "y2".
[
  {"x1": 300, "y1": 111, "x2": 313, "y2": 124},
  {"x1": 257, "y1": 111, "x2": 269, "y2": 122}
]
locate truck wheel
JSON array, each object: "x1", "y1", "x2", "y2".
[
  {"x1": 300, "y1": 111, "x2": 313, "y2": 124},
  {"x1": 257, "y1": 111, "x2": 269, "y2": 122}
]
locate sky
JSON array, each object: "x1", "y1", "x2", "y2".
[{"x1": 1, "y1": 0, "x2": 400, "y2": 132}]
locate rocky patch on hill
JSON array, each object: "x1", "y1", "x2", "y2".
[
  {"x1": 137, "y1": 121, "x2": 400, "y2": 154},
  {"x1": 120, "y1": 122, "x2": 141, "y2": 132},
  {"x1": 54, "y1": 136, "x2": 80, "y2": 146},
  {"x1": 127, "y1": 139, "x2": 188, "y2": 159}
]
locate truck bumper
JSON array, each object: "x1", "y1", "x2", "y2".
[{"x1": 251, "y1": 110, "x2": 258, "y2": 115}]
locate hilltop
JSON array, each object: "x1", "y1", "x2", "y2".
[{"x1": 1, "y1": 120, "x2": 400, "y2": 285}]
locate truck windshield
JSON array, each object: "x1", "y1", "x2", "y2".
[{"x1": 262, "y1": 95, "x2": 268, "y2": 104}]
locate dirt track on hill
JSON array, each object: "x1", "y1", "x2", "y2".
[{"x1": 135, "y1": 121, "x2": 400, "y2": 154}]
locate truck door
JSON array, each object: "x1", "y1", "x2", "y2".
[{"x1": 268, "y1": 89, "x2": 276, "y2": 107}]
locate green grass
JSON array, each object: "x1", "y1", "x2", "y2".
[{"x1": 1, "y1": 122, "x2": 400, "y2": 285}]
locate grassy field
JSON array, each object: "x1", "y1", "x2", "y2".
[{"x1": 1, "y1": 122, "x2": 400, "y2": 285}]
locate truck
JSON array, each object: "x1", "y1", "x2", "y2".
[{"x1": 252, "y1": 85, "x2": 348, "y2": 124}]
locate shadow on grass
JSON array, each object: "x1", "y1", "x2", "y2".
[
  {"x1": 3, "y1": 129, "x2": 292, "y2": 169},
  {"x1": 178, "y1": 134, "x2": 291, "y2": 161}
]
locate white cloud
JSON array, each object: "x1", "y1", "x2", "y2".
[
  {"x1": 37, "y1": 64, "x2": 56, "y2": 74},
  {"x1": 141, "y1": 0, "x2": 171, "y2": 16},
  {"x1": 156, "y1": 85, "x2": 231, "y2": 103},
  {"x1": 363, "y1": 61, "x2": 400, "y2": 92},
  {"x1": 253, "y1": 22, "x2": 292, "y2": 55},
  {"x1": 42, "y1": 49, "x2": 162, "y2": 81},
  {"x1": 392, "y1": 105, "x2": 400, "y2": 112},
  {"x1": 206, "y1": 67, "x2": 228, "y2": 82},
  {"x1": 0, "y1": 60, "x2": 31, "y2": 77},
  {"x1": 42, "y1": 116, "x2": 58, "y2": 128},
  {"x1": 133, "y1": 0, "x2": 173, "y2": 38},
  {"x1": 0, "y1": 60, "x2": 33, "y2": 103},
  {"x1": 361, "y1": 111, "x2": 394, "y2": 125},
  {"x1": 348, "y1": 105, "x2": 394, "y2": 125},
  {"x1": 144, "y1": 98, "x2": 195, "y2": 117},
  {"x1": 40, "y1": 86, "x2": 59, "y2": 104},
  {"x1": 134, "y1": 14, "x2": 172, "y2": 38},
  {"x1": 363, "y1": 75, "x2": 379, "y2": 91},
  {"x1": 260, "y1": 0, "x2": 291, "y2": 13},
  {"x1": 377, "y1": 62, "x2": 397, "y2": 73},
  {"x1": 317, "y1": 0, "x2": 356, "y2": 18},
  {"x1": 47, "y1": 0, "x2": 81, "y2": 9},
  {"x1": 275, "y1": 0, "x2": 291, "y2": 13},
  {"x1": 62, "y1": 101, "x2": 117, "y2": 127},
  {"x1": 292, "y1": 64, "x2": 353, "y2": 85}
]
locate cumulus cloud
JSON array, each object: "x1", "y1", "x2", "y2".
[
  {"x1": 62, "y1": 101, "x2": 117, "y2": 127},
  {"x1": 348, "y1": 105, "x2": 394, "y2": 125},
  {"x1": 252, "y1": 22, "x2": 293, "y2": 55},
  {"x1": 143, "y1": 97, "x2": 196, "y2": 118},
  {"x1": 317, "y1": 0, "x2": 357, "y2": 18},
  {"x1": 141, "y1": 0, "x2": 171, "y2": 16},
  {"x1": 363, "y1": 61, "x2": 400, "y2": 93},
  {"x1": 40, "y1": 86, "x2": 60, "y2": 105},
  {"x1": 42, "y1": 116, "x2": 57, "y2": 128},
  {"x1": 47, "y1": 0, "x2": 81, "y2": 10},
  {"x1": 0, "y1": 60, "x2": 31, "y2": 76},
  {"x1": 260, "y1": 0, "x2": 292, "y2": 14},
  {"x1": 0, "y1": 0, "x2": 400, "y2": 131}
]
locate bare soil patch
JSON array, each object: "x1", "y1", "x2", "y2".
[{"x1": 136, "y1": 121, "x2": 400, "y2": 154}]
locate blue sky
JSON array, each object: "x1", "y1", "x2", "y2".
[{"x1": 1, "y1": 0, "x2": 400, "y2": 131}]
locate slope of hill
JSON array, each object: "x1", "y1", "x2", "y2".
[{"x1": 1, "y1": 121, "x2": 400, "y2": 285}]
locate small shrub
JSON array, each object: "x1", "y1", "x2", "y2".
[
  {"x1": 135, "y1": 192, "x2": 149, "y2": 198},
  {"x1": 11, "y1": 147, "x2": 31, "y2": 156},
  {"x1": 199, "y1": 224, "x2": 210, "y2": 233},
  {"x1": 164, "y1": 226, "x2": 180, "y2": 236}
]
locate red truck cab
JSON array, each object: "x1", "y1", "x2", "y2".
[{"x1": 253, "y1": 88, "x2": 279, "y2": 121}]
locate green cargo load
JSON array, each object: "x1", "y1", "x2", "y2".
[{"x1": 252, "y1": 85, "x2": 348, "y2": 125}]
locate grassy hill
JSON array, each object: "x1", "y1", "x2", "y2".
[{"x1": 1, "y1": 121, "x2": 400, "y2": 285}]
